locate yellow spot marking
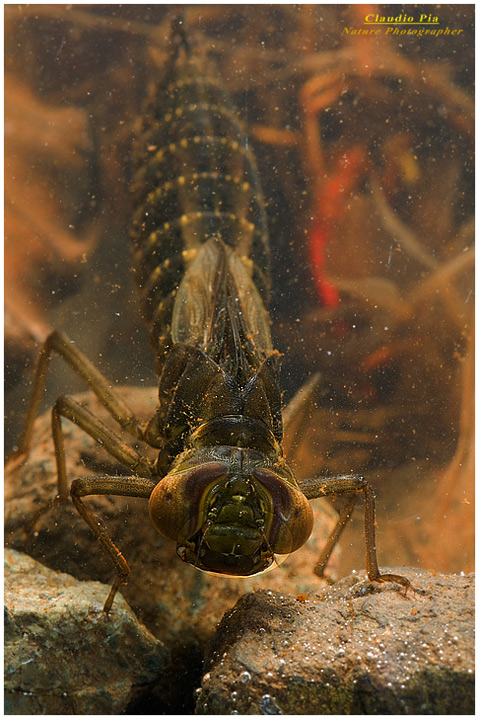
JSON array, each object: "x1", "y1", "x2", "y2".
[
  {"x1": 149, "y1": 266, "x2": 162, "y2": 283},
  {"x1": 182, "y1": 248, "x2": 198, "y2": 263},
  {"x1": 149, "y1": 232, "x2": 158, "y2": 243}
]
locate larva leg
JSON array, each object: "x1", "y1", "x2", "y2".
[
  {"x1": 16, "y1": 329, "x2": 147, "y2": 456},
  {"x1": 70, "y1": 475, "x2": 157, "y2": 612},
  {"x1": 282, "y1": 372, "x2": 323, "y2": 460},
  {"x1": 299, "y1": 473, "x2": 413, "y2": 592}
]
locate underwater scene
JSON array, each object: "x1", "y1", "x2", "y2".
[{"x1": 5, "y1": 4, "x2": 474, "y2": 715}]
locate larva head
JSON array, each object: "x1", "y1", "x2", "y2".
[{"x1": 149, "y1": 447, "x2": 313, "y2": 576}]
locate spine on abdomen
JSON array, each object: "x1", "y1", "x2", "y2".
[{"x1": 130, "y1": 45, "x2": 270, "y2": 362}]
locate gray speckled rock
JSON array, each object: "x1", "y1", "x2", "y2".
[
  {"x1": 196, "y1": 568, "x2": 474, "y2": 714},
  {"x1": 4, "y1": 549, "x2": 170, "y2": 715}
]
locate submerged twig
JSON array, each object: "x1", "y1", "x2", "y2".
[{"x1": 371, "y1": 178, "x2": 438, "y2": 271}]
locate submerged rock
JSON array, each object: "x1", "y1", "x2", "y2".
[
  {"x1": 4, "y1": 549, "x2": 169, "y2": 714},
  {"x1": 197, "y1": 568, "x2": 474, "y2": 714}
]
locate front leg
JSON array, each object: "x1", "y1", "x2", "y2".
[
  {"x1": 299, "y1": 474, "x2": 413, "y2": 592},
  {"x1": 70, "y1": 475, "x2": 158, "y2": 612},
  {"x1": 51, "y1": 394, "x2": 154, "y2": 498},
  {"x1": 26, "y1": 393, "x2": 157, "y2": 532}
]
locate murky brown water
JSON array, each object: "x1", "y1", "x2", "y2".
[{"x1": 5, "y1": 4, "x2": 474, "y2": 579}]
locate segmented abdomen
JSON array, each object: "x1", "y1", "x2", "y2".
[{"x1": 131, "y1": 45, "x2": 270, "y2": 362}]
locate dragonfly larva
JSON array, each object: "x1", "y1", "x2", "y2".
[{"x1": 16, "y1": 19, "x2": 412, "y2": 611}]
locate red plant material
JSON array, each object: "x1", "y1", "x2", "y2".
[{"x1": 309, "y1": 147, "x2": 369, "y2": 307}]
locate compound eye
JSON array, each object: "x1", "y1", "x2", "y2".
[
  {"x1": 251, "y1": 468, "x2": 313, "y2": 554},
  {"x1": 149, "y1": 462, "x2": 228, "y2": 542}
]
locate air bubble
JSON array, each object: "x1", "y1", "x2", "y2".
[
  {"x1": 259, "y1": 694, "x2": 282, "y2": 714},
  {"x1": 239, "y1": 671, "x2": 251, "y2": 683}
]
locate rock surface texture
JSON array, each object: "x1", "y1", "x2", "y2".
[
  {"x1": 4, "y1": 549, "x2": 169, "y2": 714},
  {"x1": 197, "y1": 568, "x2": 474, "y2": 714}
]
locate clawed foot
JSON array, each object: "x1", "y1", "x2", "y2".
[{"x1": 368, "y1": 572, "x2": 416, "y2": 597}]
